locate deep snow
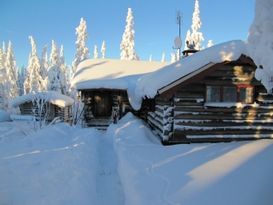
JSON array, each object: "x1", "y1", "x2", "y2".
[{"x1": 1, "y1": 114, "x2": 273, "y2": 205}]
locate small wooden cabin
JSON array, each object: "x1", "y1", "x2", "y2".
[
  {"x1": 145, "y1": 54, "x2": 273, "y2": 144},
  {"x1": 11, "y1": 91, "x2": 74, "y2": 123},
  {"x1": 72, "y1": 58, "x2": 168, "y2": 128}
]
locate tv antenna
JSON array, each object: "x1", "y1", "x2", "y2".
[{"x1": 173, "y1": 10, "x2": 182, "y2": 60}]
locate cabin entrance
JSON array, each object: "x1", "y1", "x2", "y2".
[{"x1": 92, "y1": 92, "x2": 113, "y2": 117}]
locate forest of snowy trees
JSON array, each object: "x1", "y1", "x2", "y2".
[{"x1": 0, "y1": 2, "x2": 211, "y2": 113}]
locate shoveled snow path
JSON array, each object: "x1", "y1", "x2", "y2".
[{"x1": 95, "y1": 130, "x2": 125, "y2": 205}]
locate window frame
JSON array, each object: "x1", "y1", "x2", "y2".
[{"x1": 206, "y1": 84, "x2": 254, "y2": 104}]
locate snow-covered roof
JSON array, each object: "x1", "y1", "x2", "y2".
[
  {"x1": 72, "y1": 40, "x2": 248, "y2": 110},
  {"x1": 11, "y1": 91, "x2": 74, "y2": 108},
  {"x1": 71, "y1": 58, "x2": 169, "y2": 90},
  {"x1": 133, "y1": 40, "x2": 248, "y2": 109}
]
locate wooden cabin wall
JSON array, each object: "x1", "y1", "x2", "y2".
[
  {"x1": 19, "y1": 102, "x2": 72, "y2": 123},
  {"x1": 147, "y1": 60, "x2": 273, "y2": 144}
]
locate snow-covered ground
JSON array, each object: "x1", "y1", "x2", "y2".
[{"x1": 1, "y1": 114, "x2": 273, "y2": 205}]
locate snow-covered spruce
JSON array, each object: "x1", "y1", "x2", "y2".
[
  {"x1": 93, "y1": 45, "x2": 99, "y2": 59},
  {"x1": 247, "y1": 0, "x2": 273, "y2": 93},
  {"x1": 24, "y1": 36, "x2": 45, "y2": 94},
  {"x1": 72, "y1": 18, "x2": 89, "y2": 75},
  {"x1": 47, "y1": 41, "x2": 68, "y2": 94},
  {"x1": 120, "y1": 8, "x2": 139, "y2": 60},
  {"x1": 101, "y1": 41, "x2": 106, "y2": 59},
  {"x1": 185, "y1": 0, "x2": 204, "y2": 50}
]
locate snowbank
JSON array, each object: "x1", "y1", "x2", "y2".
[
  {"x1": 11, "y1": 91, "x2": 74, "y2": 108},
  {"x1": 0, "y1": 123, "x2": 100, "y2": 205},
  {"x1": 0, "y1": 109, "x2": 11, "y2": 122},
  {"x1": 112, "y1": 113, "x2": 273, "y2": 205}
]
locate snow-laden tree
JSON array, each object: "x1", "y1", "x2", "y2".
[
  {"x1": 149, "y1": 54, "x2": 152, "y2": 62},
  {"x1": 18, "y1": 66, "x2": 26, "y2": 96},
  {"x1": 101, "y1": 41, "x2": 106, "y2": 59},
  {"x1": 72, "y1": 18, "x2": 89, "y2": 74},
  {"x1": 120, "y1": 8, "x2": 139, "y2": 60},
  {"x1": 24, "y1": 36, "x2": 45, "y2": 94},
  {"x1": 161, "y1": 52, "x2": 166, "y2": 62},
  {"x1": 185, "y1": 0, "x2": 204, "y2": 50},
  {"x1": 0, "y1": 48, "x2": 7, "y2": 109},
  {"x1": 248, "y1": 0, "x2": 273, "y2": 93},
  {"x1": 171, "y1": 52, "x2": 176, "y2": 63},
  {"x1": 93, "y1": 45, "x2": 99, "y2": 59},
  {"x1": 5, "y1": 41, "x2": 19, "y2": 101},
  {"x1": 47, "y1": 41, "x2": 67, "y2": 94},
  {"x1": 59, "y1": 45, "x2": 68, "y2": 94},
  {"x1": 40, "y1": 45, "x2": 48, "y2": 80},
  {"x1": 207, "y1": 40, "x2": 214, "y2": 48}
]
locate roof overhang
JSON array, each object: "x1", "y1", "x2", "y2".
[{"x1": 158, "y1": 62, "x2": 215, "y2": 94}]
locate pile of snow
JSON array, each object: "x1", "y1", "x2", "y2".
[
  {"x1": 112, "y1": 113, "x2": 273, "y2": 205},
  {"x1": 0, "y1": 122, "x2": 100, "y2": 205},
  {"x1": 135, "y1": 40, "x2": 247, "y2": 109},
  {"x1": 247, "y1": 0, "x2": 273, "y2": 93},
  {"x1": 0, "y1": 109, "x2": 11, "y2": 122},
  {"x1": 11, "y1": 91, "x2": 74, "y2": 108}
]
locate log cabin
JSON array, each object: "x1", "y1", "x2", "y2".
[
  {"x1": 73, "y1": 40, "x2": 273, "y2": 143},
  {"x1": 11, "y1": 91, "x2": 74, "y2": 123},
  {"x1": 140, "y1": 41, "x2": 273, "y2": 144},
  {"x1": 72, "y1": 59, "x2": 168, "y2": 128}
]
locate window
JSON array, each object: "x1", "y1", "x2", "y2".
[
  {"x1": 239, "y1": 87, "x2": 253, "y2": 103},
  {"x1": 206, "y1": 86, "x2": 221, "y2": 102},
  {"x1": 206, "y1": 85, "x2": 254, "y2": 103},
  {"x1": 223, "y1": 87, "x2": 237, "y2": 102}
]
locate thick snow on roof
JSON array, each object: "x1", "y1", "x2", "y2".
[
  {"x1": 11, "y1": 91, "x2": 74, "y2": 108},
  {"x1": 72, "y1": 58, "x2": 169, "y2": 90},
  {"x1": 134, "y1": 40, "x2": 248, "y2": 109}
]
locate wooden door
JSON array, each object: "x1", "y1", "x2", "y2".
[{"x1": 92, "y1": 92, "x2": 112, "y2": 117}]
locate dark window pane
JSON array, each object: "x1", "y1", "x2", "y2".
[
  {"x1": 223, "y1": 87, "x2": 237, "y2": 102},
  {"x1": 206, "y1": 86, "x2": 221, "y2": 102}
]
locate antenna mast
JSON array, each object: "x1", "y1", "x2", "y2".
[{"x1": 173, "y1": 10, "x2": 182, "y2": 60}]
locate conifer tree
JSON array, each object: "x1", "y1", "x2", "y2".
[
  {"x1": 5, "y1": 41, "x2": 19, "y2": 101},
  {"x1": 47, "y1": 40, "x2": 67, "y2": 94},
  {"x1": 161, "y1": 52, "x2": 166, "y2": 62},
  {"x1": 120, "y1": 8, "x2": 139, "y2": 60},
  {"x1": 185, "y1": 0, "x2": 204, "y2": 50},
  {"x1": 93, "y1": 45, "x2": 99, "y2": 59},
  {"x1": 24, "y1": 36, "x2": 45, "y2": 94},
  {"x1": 207, "y1": 40, "x2": 214, "y2": 48},
  {"x1": 40, "y1": 45, "x2": 48, "y2": 80},
  {"x1": 72, "y1": 18, "x2": 89, "y2": 74},
  {"x1": 0, "y1": 48, "x2": 6, "y2": 109},
  {"x1": 101, "y1": 41, "x2": 106, "y2": 59}
]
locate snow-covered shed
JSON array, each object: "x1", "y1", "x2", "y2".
[
  {"x1": 72, "y1": 59, "x2": 168, "y2": 127},
  {"x1": 140, "y1": 40, "x2": 273, "y2": 144},
  {"x1": 11, "y1": 91, "x2": 74, "y2": 123}
]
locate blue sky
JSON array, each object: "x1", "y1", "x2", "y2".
[{"x1": 0, "y1": 0, "x2": 255, "y2": 67}]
